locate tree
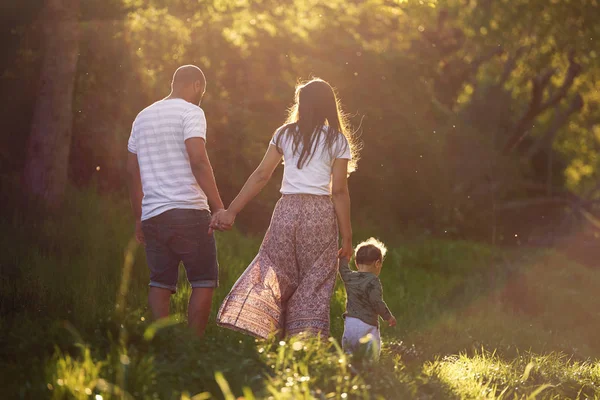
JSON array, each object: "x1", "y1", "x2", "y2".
[
  {"x1": 7, "y1": 0, "x2": 599, "y2": 240},
  {"x1": 22, "y1": 0, "x2": 80, "y2": 209}
]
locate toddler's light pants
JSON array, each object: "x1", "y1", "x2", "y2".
[{"x1": 342, "y1": 316, "x2": 381, "y2": 360}]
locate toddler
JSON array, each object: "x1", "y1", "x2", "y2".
[{"x1": 339, "y1": 238, "x2": 395, "y2": 360}]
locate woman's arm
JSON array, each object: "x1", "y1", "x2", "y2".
[
  {"x1": 211, "y1": 145, "x2": 282, "y2": 229},
  {"x1": 332, "y1": 158, "x2": 352, "y2": 259}
]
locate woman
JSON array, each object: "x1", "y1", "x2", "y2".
[{"x1": 213, "y1": 78, "x2": 358, "y2": 339}]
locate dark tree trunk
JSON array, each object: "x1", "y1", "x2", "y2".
[{"x1": 22, "y1": 0, "x2": 80, "y2": 209}]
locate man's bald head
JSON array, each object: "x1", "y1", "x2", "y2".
[{"x1": 170, "y1": 65, "x2": 206, "y2": 105}]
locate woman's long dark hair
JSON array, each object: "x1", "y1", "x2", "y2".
[{"x1": 274, "y1": 78, "x2": 359, "y2": 173}]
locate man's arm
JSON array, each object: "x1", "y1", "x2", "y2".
[
  {"x1": 185, "y1": 137, "x2": 225, "y2": 214},
  {"x1": 127, "y1": 152, "x2": 144, "y2": 243}
]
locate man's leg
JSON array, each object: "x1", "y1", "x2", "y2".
[
  {"x1": 142, "y1": 217, "x2": 178, "y2": 321},
  {"x1": 170, "y1": 210, "x2": 218, "y2": 337},
  {"x1": 188, "y1": 288, "x2": 214, "y2": 337},
  {"x1": 148, "y1": 286, "x2": 172, "y2": 320}
]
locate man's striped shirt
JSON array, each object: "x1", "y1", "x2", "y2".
[{"x1": 128, "y1": 98, "x2": 209, "y2": 221}]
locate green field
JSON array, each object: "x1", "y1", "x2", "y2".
[{"x1": 2, "y1": 190, "x2": 599, "y2": 399}]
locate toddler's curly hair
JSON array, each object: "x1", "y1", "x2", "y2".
[{"x1": 354, "y1": 237, "x2": 387, "y2": 265}]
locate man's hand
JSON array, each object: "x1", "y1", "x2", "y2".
[
  {"x1": 209, "y1": 209, "x2": 235, "y2": 234},
  {"x1": 388, "y1": 316, "x2": 397, "y2": 327},
  {"x1": 338, "y1": 237, "x2": 353, "y2": 259},
  {"x1": 135, "y1": 220, "x2": 145, "y2": 245}
]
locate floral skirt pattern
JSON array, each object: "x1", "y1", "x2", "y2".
[{"x1": 217, "y1": 194, "x2": 339, "y2": 339}]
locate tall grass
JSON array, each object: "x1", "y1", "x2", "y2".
[
  {"x1": 424, "y1": 351, "x2": 600, "y2": 399},
  {"x1": 1, "y1": 189, "x2": 600, "y2": 399}
]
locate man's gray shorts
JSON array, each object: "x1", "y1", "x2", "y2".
[{"x1": 141, "y1": 209, "x2": 218, "y2": 293}]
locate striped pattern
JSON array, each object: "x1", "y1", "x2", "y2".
[{"x1": 128, "y1": 98, "x2": 209, "y2": 221}]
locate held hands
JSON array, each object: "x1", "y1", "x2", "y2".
[
  {"x1": 338, "y1": 237, "x2": 353, "y2": 259},
  {"x1": 388, "y1": 316, "x2": 397, "y2": 327},
  {"x1": 209, "y1": 209, "x2": 236, "y2": 234}
]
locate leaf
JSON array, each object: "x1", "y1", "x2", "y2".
[
  {"x1": 143, "y1": 316, "x2": 180, "y2": 341},
  {"x1": 242, "y1": 387, "x2": 256, "y2": 400},
  {"x1": 191, "y1": 393, "x2": 212, "y2": 400},
  {"x1": 521, "y1": 361, "x2": 535, "y2": 382},
  {"x1": 215, "y1": 372, "x2": 236, "y2": 400},
  {"x1": 526, "y1": 384, "x2": 554, "y2": 399}
]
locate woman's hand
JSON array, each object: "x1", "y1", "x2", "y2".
[
  {"x1": 209, "y1": 209, "x2": 236, "y2": 233},
  {"x1": 388, "y1": 316, "x2": 397, "y2": 327},
  {"x1": 338, "y1": 237, "x2": 353, "y2": 259}
]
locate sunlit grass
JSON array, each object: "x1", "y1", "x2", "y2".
[
  {"x1": 2, "y1": 189, "x2": 600, "y2": 398},
  {"x1": 424, "y1": 351, "x2": 600, "y2": 399},
  {"x1": 46, "y1": 345, "x2": 104, "y2": 400}
]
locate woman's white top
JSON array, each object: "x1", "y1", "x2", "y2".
[{"x1": 270, "y1": 126, "x2": 352, "y2": 196}]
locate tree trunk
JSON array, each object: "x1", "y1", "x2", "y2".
[{"x1": 22, "y1": 0, "x2": 80, "y2": 209}]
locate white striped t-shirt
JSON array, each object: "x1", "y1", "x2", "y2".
[{"x1": 128, "y1": 98, "x2": 209, "y2": 221}]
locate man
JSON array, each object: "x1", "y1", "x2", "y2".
[{"x1": 127, "y1": 65, "x2": 229, "y2": 337}]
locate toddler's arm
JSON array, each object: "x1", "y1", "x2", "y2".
[
  {"x1": 338, "y1": 257, "x2": 353, "y2": 281},
  {"x1": 368, "y1": 278, "x2": 394, "y2": 325}
]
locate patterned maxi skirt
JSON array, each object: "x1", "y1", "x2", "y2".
[{"x1": 216, "y1": 194, "x2": 339, "y2": 339}]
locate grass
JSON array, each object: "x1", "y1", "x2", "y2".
[
  {"x1": 424, "y1": 351, "x2": 600, "y2": 399},
  {"x1": 1, "y1": 188, "x2": 599, "y2": 399}
]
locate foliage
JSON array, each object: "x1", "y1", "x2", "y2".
[
  {"x1": 2, "y1": 0, "x2": 600, "y2": 242},
  {"x1": 1, "y1": 189, "x2": 600, "y2": 399},
  {"x1": 2, "y1": 2, "x2": 600, "y2": 397}
]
